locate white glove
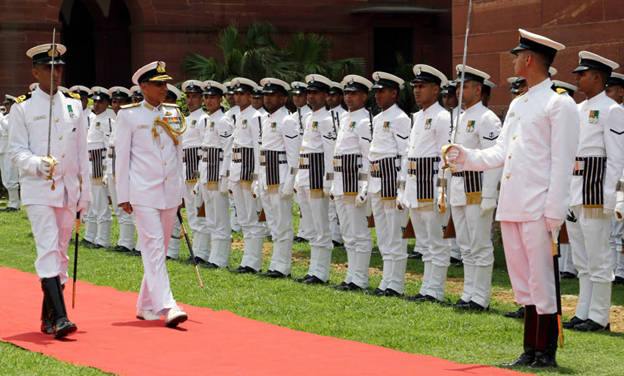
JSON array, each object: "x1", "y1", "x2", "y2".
[
  {"x1": 604, "y1": 207, "x2": 614, "y2": 218},
  {"x1": 280, "y1": 179, "x2": 295, "y2": 199},
  {"x1": 329, "y1": 182, "x2": 336, "y2": 200},
  {"x1": 445, "y1": 144, "x2": 467, "y2": 164},
  {"x1": 192, "y1": 181, "x2": 200, "y2": 197},
  {"x1": 615, "y1": 201, "x2": 624, "y2": 222},
  {"x1": 355, "y1": 182, "x2": 368, "y2": 208},
  {"x1": 545, "y1": 217, "x2": 564, "y2": 234},
  {"x1": 102, "y1": 175, "x2": 108, "y2": 187},
  {"x1": 219, "y1": 176, "x2": 229, "y2": 195},
  {"x1": 480, "y1": 197, "x2": 497, "y2": 216},
  {"x1": 396, "y1": 189, "x2": 405, "y2": 211},
  {"x1": 76, "y1": 200, "x2": 88, "y2": 219},
  {"x1": 323, "y1": 180, "x2": 331, "y2": 197},
  {"x1": 436, "y1": 187, "x2": 445, "y2": 212},
  {"x1": 227, "y1": 178, "x2": 234, "y2": 194},
  {"x1": 251, "y1": 180, "x2": 259, "y2": 198},
  {"x1": 37, "y1": 157, "x2": 56, "y2": 176}
]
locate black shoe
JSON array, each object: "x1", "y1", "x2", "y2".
[
  {"x1": 80, "y1": 238, "x2": 95, "y2": 247},
  {"x1": 382, "y1": 288, "x2": 403, "y2": 297},
  {"x1": 573, "y1": 319, "x2": 610, "y2": 332},
  {"x1": 560, "y1": 271, "x2": 576, "y2": 279},
  {"x1": 442, "y1": 298, "x2": 469, "y2": 307},
  {"x1": 454, "y1": 261, "x2": 464, "y2": 268},
  {"x1": 563, "y1": 316, "x2": 586, "y2": 329},
  {"x1": 2, "y1": 207, "x2": 19, "y2": 212},
  {"x1": 186, "y1": 256, "x2": 207, "y2": 265},
  {"x1": 166, "y1": 256, "x2": 176, "y2": 260},
  {"x1": 502, "y1": 305, "x2": 538, "y2": 367},
  {"x1": 504, "y1": 306, "x2": 525, "y2": 319},
  {"x1": 332, "y1": 240, "x2": 344, "y2": 248},
  {"x1": 330, "y1": 281, "x2": 349, "y2": 289},
  {"x1": 129, "y1": 249, "x2": 141, "y2": 256},
  {"x1": 40, "y1": 297, "x2": 54, "y2": 335},
  {"x1": 455, "y1": 300, "x2": 488, "y2": 311},
  {"x1": 203, "y1": 262, "x2": 219, "y2": 269},
  {"x1": 404, "y1": 293, "x2": 425, "y2": 302},
  {"x1": 450, "y1": 256, "x2": 462, "y2": 264},
  {"x1": 408, "y1": 252, "x2": 423, "y2": 259},
  {"x1": 371, "y1": 251, "x2": 381, "y2": 255},
  {"x1": 41, "y1": 276, "x2": 77, "y2": 339},
  {"x1": 501, "y1": 353, "x2": 535, "y2": 367},
  {"x1": 293, "y1": 236, "x2": 308, "y2": 243},
  {"x1": 418, "y1": 295, "x2": 440, "y2": 303},
  {"x1": 529, "y1": 354, "x2": 558, "y2": 368},
  {"x1": 266, "y1": 270, "x2": 289, "y2": 278},
  {"x1": 295, "y1": 274, "x2": 313, "y2": 282},
  {"x1": 363, "y1": 288, "x2": 385, "y2": 295},
  {"x1": 337, "y1": 282, "x2": 362, "y2": 291},
  {"x1": 230, "y1": 266, "x2": 258, "y2": 274},
  {"x1": 530, "y1": 313, "x2": 558, "y2": 368},
  {"x1": 613, "y1": 276, "x2": 624, "y2": 285},
  {"x1": 114, "y1": 245, "x2": 132, "y2": 253},
  {"x1": 94, "y1": 244, "x2": 105, "y2": 249},
  {"x1": 303, "y1": 276, "x2": 326, "y2": 285}
]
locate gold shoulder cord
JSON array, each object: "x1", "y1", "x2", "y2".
[{"x1": 153, "y1": 107, "x2": 187, "y2": 145}]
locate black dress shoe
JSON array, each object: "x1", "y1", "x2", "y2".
[
  {"x1": 166, "y1": 256, "x2": 176, "y2": 260},
  {"x1": 303, "y1": 276, "x2": 326, "y2": 285},
  {"x1": 404, "y1": 293, "x2": 424, "y2": 301},
  {"x1": 129, "y1": 249, "x2": 141, "y2": 256},
  {"x1": 2, "y1": 207, "x2": 20, "y2": 212},
  {"x1": 337, "y1": 282, "x2": 362, "y2": 291},
  {"x1": 295, "y1": 274, "x2": 313, "y2": 282},
  {"x1": 501, "y1": 353, "x2": 535, "y2": 367},
  {"x1": 330, "y1": 281, "x2": 349, "y2": 289},
  {"x1": 293, "y1": 236, "x2": 308, "y2": 243},
  {"x1": 560, "y1": 271, "x2": 576, "y2": 279},
  {"x1": 442, "y1": 298, "x2": 468, "y2": 307},
  {"x1": 408, "y1": 252, "x2": 423, "y2": 259},
  {"x1": 231, "y1": 266, "x2": 258, "y2": 274},
  {"x1": 203, "y1": 262, "x2": 219, "y2": 269},
  {"x1": 382, "y1": 288, "x2": 403, "y2": 297},
  {"x1": 332, "y1": 240, "x2": 344, "y2": 248},
  {"x1": 230, "y1": 265, "x2": 247, "y2": 273},
  {"x1": 573, "y1": 319, "x2": 610, "y2": 332},
  {"x1": 114, "y1": 245, "x2": 132, "y2": 253},
  {"x1": 613, "y1": 276, "x2": 624, "y2": 285},
  {"x1": 562, "y1": 316, "x2": 586, "y2": 329},
  {"x1": 80, "y1": 238, "x2": 95, "y2": 247},
  {"x1": 450, "y1": 256, "x2": 462, "y2": 264},
  {"x1": 455, "y1": 300, "x2": 488, "y2": 311},
  {"x1": 186, "y1": 256, "x2": 207, "y2": 265},
  {"x1": 529, "y1": 354, "x2": 558, "y2": 368},
  {"x1": 504, "y1": 306, "x2": 525, "y2": 319},
  {"x1": 266, "y1": 270, "x2": 289, "y2": 278}
]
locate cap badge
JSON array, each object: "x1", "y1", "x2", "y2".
[
  {"x1": 47, "y1": 46, "x2": 59, "y2": 58},
  {"x1": 349, "y1": 78, "x2": 354, "y2": 84},
  {"x1": 266, "y1": 80, "x2": 271, "y2": 86},
  {"x1": 417, "y1": 67, "x2": 422, "y2": 76},
  {"x1": 375, "y1": 73, "x2": 381, "y2": 81},
  {"x1": 310, "y1": 77, "x2": 315, "y2": 83},
  {"x1": 156, "y1": 62, "x2": 166, "y2": 73},
  {"x1": 206, "y1": 83, "x2": 212, "y2": 89}
]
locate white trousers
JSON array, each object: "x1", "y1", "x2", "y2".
[
  {"x1": 452, "y1": 204, "x2": 494, "y2": 267},
  {"x1": 1, "y1": 152, "x2": 19, "y2": 208},
  {"x1": 184, "y1": 186, "x2": 210, "y2": 260},
  {"x1": 201, "y1": 186, "x2": 232, "y2": 268},
  {"x1": 567, "y1": 205, "x2": 612, "y2": 326},
  {"x1": 297, "y1": 186, "x2": 332, "y2": 281},
  {"x1": 335, "y1": 196, "x2": 373, "y2": 288},
  {"x1": 91, "y1": 182, "x2": 112, "y2": 247},
  {"x1": 328, "y1": 200, "x2": 343, "y2": 243},
  {"x1": 609, "y1": 218, "x2": 624, "y2": 277},
  {"x1": 371, "y1": 193, "x2": 408, "y2": 292},
  {"x1": 231, "y1": 181, "x2": 265, "y2": 270},
  {"x1": 229, "y1": 194, "x2": 241, "y2": 232},
  {"x1": 26, "y1": 205, "x2": 75, "y2": 285},
  {"x1": 558, "y1": 243, "x2": 576, "y2": 275},
  {"x1": 108, "y1": 176, "x2": 136, "y2": 249},
  {"x1": 295, "y1": 190, "x2": 316, "y2": 240},
  {"x1": 409, "y1": 208, "x2": 450, "y2": 267},
  {"x1": 500, "y1": 218, "x2": 557, "y2": 315},
  {"x1": 134, "y1": 205, "x2": 177, "y2": 316},
  {"x1": 260, "y1": 189, "x2": 295, "y2": 275}
]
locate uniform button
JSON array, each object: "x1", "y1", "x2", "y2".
[
  {"x1": 506, "y1": 173, "x2": 510, "y2": 179},
  {"x1": 517, "y1": 116, "x2": 521, "y2": 120},
  {"x1": 412, "y1": 146, "x2": 414, "y2": 149},
  {"x1": 161, "y1": 146, "x2": 164, "y2": 149},
  {"x1": 62, "y1": 173, "x2": 65, "y2": 177},
  {"x1": 373, "y1": 143, "x2": 376, "y2": 147},
  {"x1": 59, "y1": 136, "x2": 62, "y2": 140},
  {"x1": 165, "y1": 177, "x2": 168, "y2": 181},
  {"x1": 461, "y1": 117, "x2": 465, "y2": 121},
  {"x1": 62, "y1": 154, "x2": 65, "y2": 158},
  {"x1": 235, "y1": 137, "x2": 238, "y2": 139},
  {"x1": 524, "y1": 98, "x2": 528, "y2": 102},
  {"x1": 159, "y1": 130, "x2": 163, "y2": 134},
  {"x1": 164, "y1": 162, "x2": 167, "y2": 166},
  {"x1": 457, "y1": 131, "x2": 461, "y2": 134},
  {"x1": 508, "y1": 155, "x2": 511, "y2": 159},
  {"x1": 416, "y1": 131, "x2": 419, "y2": 134},
  {"x1": 513, "y1": 136, "x2": 516, "y2": 140},
  {"x1": 584, "y1": 108, "x2": 588, "y2": 111},
  {"x1": 375, "y1": 131, "x2": 378, "y2": 134},
  {"x1": 55, "y1": 119, "x2": 59, "y2": 123}
]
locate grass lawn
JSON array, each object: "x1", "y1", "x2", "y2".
[{"x1": 0, "y1": 201, "x2": 623, "y2": 376}]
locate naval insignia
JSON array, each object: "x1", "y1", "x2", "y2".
[
  {"x1": 34, "y1": 115, "x2": 46, "y2": 121},
  {"x1": 417, "y1": 67, "x2": 422, "y2": 76},
  {"x1": 309, "y1": 77, "x2": 315, "y2": 84},
  {"x1": 424, "y1": 119, "x2": 432, "y2": 130},
  {"x1": 67, "y1": 104, "x2": 75, "y2": 118},
  {"x1": 349, "y1": 77, "x2": 354, "y2": 84},
  {"x1": 466, "y1": 120, "x2": 475, "y2": 132},
  {"x1": 156, "y1": 61, "x2": 166, "y2": 73},
  {"x1": 348, "y1": 121, "x2": 356, "y2": 131},
  {"x1": 312, "y1": 121, "x2": 319, "y2": 132},
  {"x1": 375, "y1": 73, "x2": 381, "y2": 81},
  {"x1": 48, "y1": 46, "x2": 60, "y2": 57},
  {"x1": 270, "y1": 122, "x2": 277, "y2": 132},
  {"x1": 483, "y1": 132, "x2": 498, "y2": 141},
  {"x1": 242, "y1": 119, "x2": 248, "y2": 129},
  {"x1": 383, "y1": 121, "x2": 390, "y2": 132},
  {"x1": 589, "y1": 110, "x2": 599, "y2": 124},
  {"x1": 191, "y1": 119, "x2": 197, "y2": 128},
  {"x1": 210, "y1": 121, "x2": 215, "y2": 131}
]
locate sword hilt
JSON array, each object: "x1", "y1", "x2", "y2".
[{"x1": 42, "y1": 155, "x2": 59, "y2": 190}]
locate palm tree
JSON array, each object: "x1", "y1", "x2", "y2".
[{"x1": 180, "y1": 21, "x2": 365, "y2": 84}]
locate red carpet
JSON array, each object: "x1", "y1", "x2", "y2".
[{"x1": 0, "y1": 267, "x2": 531, "y2": 376}]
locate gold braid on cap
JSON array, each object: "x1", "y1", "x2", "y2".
[{"x1": 153, "y1": 107, "x2": 187, "y2": 145}]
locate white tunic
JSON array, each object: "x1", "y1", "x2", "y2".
[
  {"x1": 9, "y1": 87, "x2": 91, "y2": 208},
  {"x1": 450, "y1": 102, "x2": 502, "y2": 206},
  {"x1": 333, "y1": 107, "x2": 371, "y2": 196},
  {"x1": 230, "y1": 105, "x2": 262, "y2": 182},
  {"x1": 0, "y1": 114, "x2": 10, "y2": 153},
  {"x1": 463, "y1": 78, "x2": 580, "y2": 222},
  {"x1": 200, "y1": 108, "x2": 234, "y2": 183},
  {"x1": 259, "y1": 106, "x2": 300, "y2": 190},
  {"x1": 296, "y1": 107, "x2": 335, "y2": 188},
  {"x1": 569, "y1": 91, "x2": 624, "y2": 211},
  {"x1": 114, "y1": 101, "x2": 184, "y2": 210},
  {"x1": 87, "y1": 111, "x2": 113, "y2": 151}
]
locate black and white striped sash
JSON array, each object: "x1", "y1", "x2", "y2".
[
  {"x1": 574, "y1": 156, "x2": 606, "y2": 207},
  {"x1": 371, "y1": 156, "x2": 399, "y2": 200},
  {"x1": 299, "y1": 152, "x2": 324, "y2": 190},
  {"x1": 233, "y1": 147, "x2": 254, "y2": 182},
  {"x1": 89, "y1": 148, "x2": 106, "y2": 180},
  {"x1": 261, "y1": 150, "x2": 287, "y2": 187},
  {"x1": 334, "y1": 154, "x2": 361, "y2": 195},
  {"x1": 407, "y1": 157, "x2": 439, "y2": 201},
  {"x1": 183, "y1": 146, "x2": 202, "y2": 182},
  {"x1": 202, "y1": 147, "x2": 223, "y2": 183}
]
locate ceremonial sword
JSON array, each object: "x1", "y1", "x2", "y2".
[{"x1": 42, "y1": 28, "x2": 60, "y2": 190}]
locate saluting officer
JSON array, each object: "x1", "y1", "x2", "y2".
[
  {"x1": 366, "y1": 72, "x2": 410, "y2": 296},
  {"x1": 257, "y1": 78, "x2": 300, "y2": 278},
  {"x1": 85, "y1": 86, "x2": 113, "y2": 249},
  {"x1": 400, "y1": 65, "x2": 450, "y2": 302},
  {"x1": 10, "y1": 43, "x2": 90, "y2": 338},
  {"x1": 330, "y1": 75, "x2": 374, "y2": 290},
  {"x1": 229, "y1": 77, "x2": 266, "y2": 273},
  {"x1": 0, "y1": 94, "x2": 20, "y2": 211},
  {"x1": 115, "y1": 61, "x2": 187, "y2": 327},
  {"x1": 198, "y1": 80, "x2": 234, "y2": 269},
  {"x1": 447, "y1": 29, "x2": 579, "y2": 368},
  {"x1": 179, "y1": 80, "x2": 211, "y2": 263},
  {"x1": 294, "y1": 74, "x2": 336, "y2": 284},
  {"x1": 449, "y1": 65, "x2": 502, "y2": 311},
  {"x1": 564, "y1": 52, "x2": 624, "y2": 332}
]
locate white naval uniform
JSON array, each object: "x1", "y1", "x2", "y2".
[
  {"x1": 328, "y1": 105, "x2": 347, "y2": 245},
  {"x1": 614, "y1": 102, "x2": 624, "y2": 279},
  {"x1": 167, "y1": 108, "x2": 210, "y2": 260},
  {"x1": 402, "y1": 101, "x2": 450, "y2": 300},
  {"x1": 9, "y1": 88, "x2": 91, "y2": 284},
  {"x1": 105, "y1": 111, "x2": 137, "y2": 251},
  {"x1": 449, "y1": 101, "x2": 502, "y2": 307},
  {"x1": 296, "y1": 107, "x2": 335, "y2": 282},
  {"x1": 86, "y1": 111, "x2": 113, "y2": 247},
  {"x1": 332, "y1": 107, "x2": 373, "y2": 288},
  {"x1": 200, "y1": 108, "x2": 234, "y2": 268},
  {"x1": 115, "y1": 101, "x2": 184, "y2": 316},
  {"x1": 292, "y1": 105, "x2": 314, "y2": 240},
  {"x1": 225, "y1": 105, "x2": 242, "y2": 232},
  {"x1": 566, "y1": 91, "x2": 624, "y2": 327},
  {"x1": 259, "y1": 106, "x2": 300, "y2": 275},
  {"x1": 463, "y1": 78, "x2": 579, "y2": 315},
  {"x1": 0, "y1": 113, "x2": 20, "y2": 209},
  {"x1": 448, "y1": 106, "x2": 464, "y2": 262},
  {"x1": 230, "y1": 105, "x2": 265, "y2": 271},
  {"x1": 369, "y1": 103, "x2": 410, "y2": 294}
]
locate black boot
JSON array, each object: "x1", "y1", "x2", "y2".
[
  {"x1": 502, "y1": 305, "x2": 537, "y2": 367},
  {"x1": 530, "y1": 314, "x2": 558, "y2": 368},
  {"x1": 41, "y1": 276, "x2": 77, "y2": 339},
  {"x1": 40, "y1": 296, "x2": 54, "y2": 335}
]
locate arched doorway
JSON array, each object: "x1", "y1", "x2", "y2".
[{"x1": 60, "y1": 0, "x2": 132, "y2": 88}]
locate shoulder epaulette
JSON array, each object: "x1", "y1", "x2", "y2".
[
  {"x1": 515, "y1": 92, "x2": 526, "y2": 98},
  {"x1": 14, "y1": 93, "x2": 32, "y2": 104},
  {"x1": 64, "y1": 92, "x2": 81, "y2": 100},
  {"x1": 120, "y1": 103, "x2": 141, "y2": 109},
  {"x1": 163, "y1": 103, "x2": 179, "y2": 108},
  {"x1": 555, "y1": 87, "x2": 567, "y2": 94}
]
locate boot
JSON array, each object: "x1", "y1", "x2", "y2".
[
  {"x1": 530, "y1": 314, "x2": 558, "y2": 368},
  {"x1": 460, "y1": 264, "x2": 476, "y2": 303},
  {"x1": 7, "y1": 188, "x2": 20, "y2": 210},
  {"x1": 41, "y1": 276, "x2": 77, "y2": 339},
  {"x1": 40, "y1": 297, "x2": 54, "y2": 334},
  {"x1": 502, "y1": 305, "x2": 537, "y2": 367}
]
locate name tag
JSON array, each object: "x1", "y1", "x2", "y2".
[
  {"x1": 34, "y1": 115, "x2": 46, "y2": 121},
  {"x1": 138, "y1": 125, "x2": 150, "y2": 129}
]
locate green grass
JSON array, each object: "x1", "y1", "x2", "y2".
[{"x1": 0, "y1": 202, "x2": 623, "y2": 376}]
